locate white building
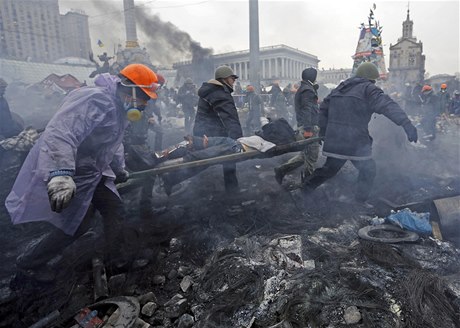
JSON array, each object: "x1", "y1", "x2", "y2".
[
  {"x1": 317, "y1": 68, "x2": 353, "y2": 85},
  {"x1": 174, "y1": 44, "x2": 319, "y2": 87},
  {"x1": 213, "y1": 44, "x2": 319, "y2": 86}
]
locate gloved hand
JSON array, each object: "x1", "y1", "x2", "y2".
[
  {"x1": 47, "y1": 175, "x2": 76, "y2": 213},
  {"x1": 403, "y1": 122, "x2": 418, "y2": 143},
  {"x1": 114, "y1": 169, "x2": 130, "y2": 184}
]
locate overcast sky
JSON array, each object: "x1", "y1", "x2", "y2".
[{"x1": 60, "y1": 0, "x2": 459, "y2": 76}]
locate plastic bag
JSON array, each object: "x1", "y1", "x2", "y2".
[{"x1": 386, "y1": 208, "x2": 432, "y2": 235}]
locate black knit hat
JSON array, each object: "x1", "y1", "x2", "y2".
[{"x1": 301, "y1": 68, "x2": 317, "y2": 83}]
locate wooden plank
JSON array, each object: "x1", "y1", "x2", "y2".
[{"x1": 431, "y1": 221, "x2": 443, "y2": 240}]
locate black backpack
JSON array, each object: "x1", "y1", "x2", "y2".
[{"x1": 255, "y1": 118, "x2": 296, "y2": 145}]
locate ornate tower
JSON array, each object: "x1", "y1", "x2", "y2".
[
  {"x1": 389, "y1": 8, "x2": 425, "y2": 86},
  {"x1": 401, "y1": 9, "x2": 415, "y2": 41}
]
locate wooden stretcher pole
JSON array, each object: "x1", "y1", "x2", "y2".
[{"x1": 118, "y1": 137, "x2": 323, "y2": 188}]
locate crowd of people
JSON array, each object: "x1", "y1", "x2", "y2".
[{"x1": 0, "y1": 60, "x2": 457, "y2": 282}]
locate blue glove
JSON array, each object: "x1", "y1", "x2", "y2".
[{"x1": 47, "y1": 175, "x2": 76, "y2": 213}]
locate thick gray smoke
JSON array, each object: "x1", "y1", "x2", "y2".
[
  {"x1": 89, "y1": 0, "x2": 212, "y2": 66},
  {"x1": 135, "y1": 9, "x2": 213, "y2": 65}
]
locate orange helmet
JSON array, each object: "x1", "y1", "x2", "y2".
[
  {"x1": 441, "y1": 83, "x2": 447, "y2": 89},
  {"x1": 120, "y1": 63, "x2": 159, "y2": 99},
  {"x1": 422, "y1": 85, "x2": 432, "y2": 92},
  {"x1": 246, "y1": 85, "x2": 254, "y2": 92}
]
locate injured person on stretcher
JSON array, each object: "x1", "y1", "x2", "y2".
[{"x1": 125, "y1": 135, "x2": 277, "y2": 196}]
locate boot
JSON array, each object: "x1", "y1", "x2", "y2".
[{"x1": 274, "y1": 167, "x2": 285, "y2": 185}]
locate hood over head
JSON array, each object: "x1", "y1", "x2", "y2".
[
  {"x1": 302, "y1": 68, "x2": 317, "y2": 83},
  {"x1": 335, "y1": 77, "x2": 370, "y2": 93},
  {"x1": 198, "y1": 79, "x2": 233, "y2": 98},
  {"x1": 94, "y1": 73, "x2": 120, "y2": 96}
]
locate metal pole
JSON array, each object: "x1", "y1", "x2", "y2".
[
  {"x1": 119, "y1": 137, "x2": 323, "y2": 186},
  {"x1": 249, "y1": 0, "x2": 260, "y2": 92},
  {"x1": 28, "y1": 310, "x2": 60, "y2": 328}
]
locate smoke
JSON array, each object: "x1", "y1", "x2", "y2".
[
  {"x1": 134, "y1": 9, "x2": 213, "y2": 66},
  {"x1": 87, "y1": 0, "x2": 212, "y2": 66},
  {"x1": 85, "y1": 0, "x2": 125, "y2": 52}
]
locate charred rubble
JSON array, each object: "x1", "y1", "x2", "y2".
[
  {"x1": 1, "y1": 122, "x2": 460, "y2": 327},
  {"x1": 0, "y1": 89, "x2": 460, "y2": 327}
]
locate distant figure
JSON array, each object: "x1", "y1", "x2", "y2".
[
  {"x1": 150, "y1": 73, "x2": 166, "y2": 151},
  {"x1": 411, "y1": 83, "x2": 423, "y2": 110},
  {"x1": 419, "y1": 85, "x2": 440, "y2": 142},
  {"x1": 177, "y1": 78, "x2": 198, "y2": 133},
  {"x1": 0, "y1": 78, "x2": 22, "y2": 141},
  {"x1": 438, "y1": 83, "x2": 450, "y2": 115},
  {"x1": 89, "y1": 52, "x2": 114, "y2": 78},
  {"x1": 302, "y1": 62, "x2": 418, "y2": 206},
  {"x1": 283, "y1": 83, "x2": 292, "y2": 105},
  {"x1": 244, "y1": 85, "x2": 263, "y2": 134},
  {"x1": 269, "y1": 81, "x2": 288, "y2": 119},
  {"x1": 274, "y1": 68, "x2": 320, "y2": 185},
  {"x1": 449, "y1": 90, "x2": 460, "y2": 115},
  {"x1": 123, "y1": 74, "x2": 165, "y2": 219},
  {"x1": 98, "y1": 52, "x2": 114, "y2": 72},
  {"x1": 233, "y1": 81, "x2": 245, "y2": 109},
  {"x1": 283, "y1": 83, "x2": 295, "y2": 124}
]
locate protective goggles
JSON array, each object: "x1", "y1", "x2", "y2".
[{"x1": 120, "y1": 80, "x2": 159, "y2": 99}]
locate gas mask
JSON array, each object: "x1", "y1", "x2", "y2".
[{"x1": 123, "y1": 87, "x2": 149, "y2": 122}]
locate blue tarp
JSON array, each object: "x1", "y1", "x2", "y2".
[{"x1": 386, "y1": 208, "x2": 432, "y2": 235}]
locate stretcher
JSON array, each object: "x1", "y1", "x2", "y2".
[{"x1": 117, "y1": 137, "x2": 323, "y2": 191}]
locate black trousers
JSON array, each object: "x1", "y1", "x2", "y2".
[
  {"x1": 161, "y1": 138, "x2": 240, "y2": 193},
  {"x1": 183, "y1": 106, "x2": 195, "y2": 134},
  {"x1": 223, "y1": 163, "x2": 239, "y2": 192},
  {"x1": 17, "y1": 179, "x2": 125, "y2": 270},
  {"x1": 303, "y1": 157, "x2": 376, "y2": 202}
]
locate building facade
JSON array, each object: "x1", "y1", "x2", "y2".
[
  {"x1": 388, "y1": 9, "x2": 425, "y2": 88},
  {"x1": 60, "y1": 10, "x2": 92, "y2": 59},
  {"x1": 174, "y1": 44, "x2": 319, "y2": 87},
  {"x1": 213, "y1": 45, "x2": 319, "y2": 86},
  {"x1": 0, "y1": 0, "x2": 91, "y2": 63},
  {"x1": 317, "y1": 68, "x2": 353, "y2": 85}
]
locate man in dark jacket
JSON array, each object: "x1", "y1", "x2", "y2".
[
  {"x1": 302, "y1": 62, "x2": 418, "y2": 205},
  {"x1": 269, "y1": 81, "x2": 288, "y2": 119},
  {"x1": 274, "y1": 68, "x2": 320, "y2": 185},
  {"x1": 193, "y1": 66, "x2": 243, "y2": 192}
]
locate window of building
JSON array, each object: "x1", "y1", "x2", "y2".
[{"x1": 409, "y1": 55, "x2": 415, "y2": 66}]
